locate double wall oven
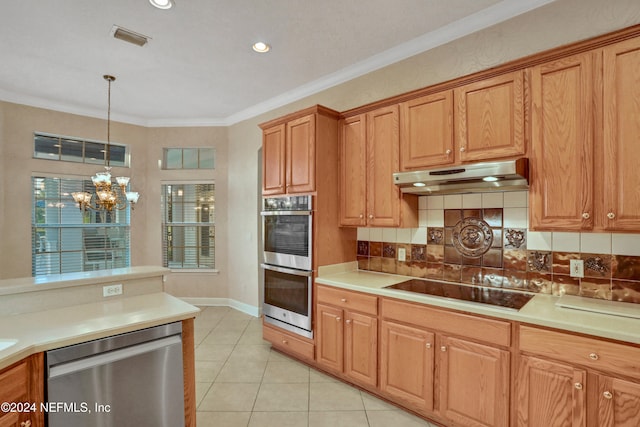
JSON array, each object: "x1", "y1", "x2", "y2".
[{"x1": 261, "y1": 195, "x2": 314, "y2": 338}]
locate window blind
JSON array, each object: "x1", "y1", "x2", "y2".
[{"x1": 32, "y1": 176, "x2": 131, "y2": 276}]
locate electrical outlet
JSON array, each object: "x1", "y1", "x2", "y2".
[
  {"x1": 397, "y1": 247, "x2": 406, "y2": 262},
  {"x1": 570, "y1": 260, "x2": 584, "y2": 278},
  {"x1": 103, "y1": 284, "x2": 123, "y2": 297}
]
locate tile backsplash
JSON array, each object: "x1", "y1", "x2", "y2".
[{"x1": 356, "y1": 192, "x2": 640, "y2": 304}]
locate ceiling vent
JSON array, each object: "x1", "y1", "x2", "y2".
[{"x1": 110, "y1": 25, "x2": 151, "y2": 47}]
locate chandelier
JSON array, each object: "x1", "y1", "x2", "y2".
[{"x1": 72, "y1": 75, "x2": 140, "y2": 212}]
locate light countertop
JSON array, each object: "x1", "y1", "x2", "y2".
[
  {"x1": 0, "y1": 292, "x2": 200, "y2": 370},
  {"x1": 316, "y1": 265, "x2": 640, "y2": 345}
]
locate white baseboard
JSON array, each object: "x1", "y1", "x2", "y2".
[{"x1": 179, "y1": 297, "x2": 261, "y2": 318}]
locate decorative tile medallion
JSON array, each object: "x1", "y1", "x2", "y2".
[
  {"x1": 452, "y1": 217, "x2": 493, "y2": 258},
  {"x1": 504, "y1": 229, "x2": 526, "y2": 249}
]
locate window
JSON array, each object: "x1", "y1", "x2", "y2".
[
  {"x1": 32, "y1": 176, "x2": 131, "y2": 276},
  {"x1": 163, "y1": 148, "x2": 215, "y2": 169},
  {"x1": 34, "y1": 133, "x2": 129, "y2": 166},
  {"x1": 162, "y1": 183, "x2": 215, "y2": 269}
]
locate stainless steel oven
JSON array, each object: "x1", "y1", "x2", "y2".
[
  {"x1": 261, "y1": 195, "x2": 314, "y2": 338},
  {"x1": 262, "y1": 264, "x2": 313, "y2": 338},
  {"x1": 262, "y1": 195, "x2": 312, "y2": 271}
]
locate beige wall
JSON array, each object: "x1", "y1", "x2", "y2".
[
  {"x1": 225, "y1": 0, "x2": 640, "y2": 308},
  {"x1": 0, "y1": 102, "x2": 228, "y2": 300},
  {"x1": 2, "y1": 0, "x2": 640, "y2": 311}
]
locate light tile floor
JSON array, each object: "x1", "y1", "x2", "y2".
[{"x1": 194, "y1": 306, "x2": 438, "y2": 427}]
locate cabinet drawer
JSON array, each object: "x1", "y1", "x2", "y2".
[
  {"x1": 0, "y1": 360, "x2": 28, "y2": 403},
  {"x1": 263, "y1": 323, "x2": 314, "y2": 361},
  {"x1": 316, "y1": 285, "x2": 378, "y2": 315},
  {"x1": 382, "y1": 298, "x2": 511, "y2": 347},
  {"x1": 519, "y1": 325, "x2": 640, "y2": 380}
]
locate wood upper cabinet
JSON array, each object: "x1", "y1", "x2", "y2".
[
  {"x1": 602, "y1": 37, "x2": 640, "y2": 231},
  {"x1": 262, "y1": 124, "x2": 286, "y2": 195},
  {"x1": 261, "y1": 106, "x2": 340, "y2": 196},
  {"x1": 262, "y1": 114, "x2": 314, "y2": 195},
  {"x1": 516, "y1": 355, "x2": 587, "y2": 427},
  {"x1": 380, "y1": 320, "x2": 434, "y2": 411},
  {"x1": 455, "y1": 70, "x2": 525, "y2": 162},
  {"x1": 597, "y1": 375, "x2": 640, "y2": 427},
  {"x1": 439, "y1": 336, "x2": 510, "y2": 427},
  {"x1": 399, "y1": 90, "x2": 455, "y2": 170},
  {"x1": 286, "y1": 114, "x2": 316, "y2": 194},
  {"x1": 0, "y1": 354, "x2": 45, "y2": 427},
  {"x1": 339, "y1": 106, "x2": 418, "y2": 228},
  {"x1": 529, "y1": 52, "x2": 595, "y2": 231},
  {"x1": 316, "y1": 286, "x2": 378, "y2": 388},
  {"x1": 339, "y1": 115, "x2": 367, "y2": 226}
]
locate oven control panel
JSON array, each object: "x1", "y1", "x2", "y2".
[{"x1": 263, "y1": 195, "x2": 312, "y2": 212}]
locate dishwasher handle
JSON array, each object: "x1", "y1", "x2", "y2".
[{"x1": 49, "y1": 335, "x2": 182, "y2": 379}]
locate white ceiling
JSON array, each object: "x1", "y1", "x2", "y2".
[{"x1": 0, "y1": 0, "x2": 556, "y2": 126}]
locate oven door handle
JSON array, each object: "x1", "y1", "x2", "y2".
[
  {"x1": 260, "y1": 211, "x2": 312, "y2": 216},
  {"x1": 261, "y1": 264, "x2": 313, "y2": 277}
]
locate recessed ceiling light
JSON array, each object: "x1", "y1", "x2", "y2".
[
  {"x1": 252, "y1": 42, "x2": 271, "y2": 53},
  {"x1": 149, "y1": 0, "x2": 173, "y2": 10}
]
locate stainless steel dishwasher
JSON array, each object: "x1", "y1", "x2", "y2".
[{"x1": 46, "y1": 322, "x2": 185, "y2": 427}]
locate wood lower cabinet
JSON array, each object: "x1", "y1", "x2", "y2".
[
  {"x1": 339, "y1": 106, "x2": 418, "y2": 228},
  {"x1": 439, "y1": 336, "x2": 510, "y2": 427},
  {"x1": 518, "y1": 325, "x2": 640, "y2": 427},
  {"x1": 316, "y1": 286, "x2": 378, "y2": 388},
  {"x1": 380, "y1": 320, "x2": 434, "y2": 411},
  {"x1": 0, "y1": 354, "x2": 44, "y2": 427},
  {"x1": 455, "y1": 71, "x2": 525, "y2": 162},
  {"x1": 516, "y1": 355, "x2": 587, "y2": 427},
  {"x1": 597, "y1": 375, "x2": 640, "y2": 427}
]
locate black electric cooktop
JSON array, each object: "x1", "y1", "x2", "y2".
[{"x1": 385, "y1": 279, "x2": 534, "y2": 311}]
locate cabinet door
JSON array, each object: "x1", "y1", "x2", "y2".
[
  {"x1": 316, "y1": 303, "x2": 344, "y2": 373},
  {"x1": 344, "y1": 311, "x2": 377, "y2": 388},
  {"x1": 602, "y1": 38, "x2": 640, "y2": 230},
  {"x1": 0, "y1": 354, "x2": 44, "y2": 427},
  {"x1": 262, "y1": 124, "x2": 286, "y2": 195},
  {"x1": 529, "y1": 52, "x2": 595, "y2": 231},
  {"x1": 597, "y1": 375, "x2": 640, "y2": 427},
  {"x1": 516, "y1": 355, "x2": 586, "y2": 427},
  {"x1": 339, "y1": 115, "x2": 367, "y2": 226},
  {"x1": 400, "y1": 91, "x2": 454, "y2": 170},
  {"x1": 367, "y1": 105, "x2": 401, "y2": 227},
  {"x1": 455, "y1": 71, "x2": 525, "y2": 162},
  {"x1": 380, "y1": 321, "x2": 434, "y2": 411},
  {"x1": 286, "y1": 114, "x2": 316, "y2": 194},
  {"x1": 439, "y1": 336, "x2": 510, "y2": 427}
]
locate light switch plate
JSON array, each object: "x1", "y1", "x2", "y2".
[{"x1": 570, "y1": 260, "x2": 584, "y2": 278}]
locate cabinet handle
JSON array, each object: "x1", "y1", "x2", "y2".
[
  {"x1": 368, "y1": 214, "x2": 374, "y2": 219},
  {"x1": 282, "y1": 339, "x2": 288, "y2": 345},
  {"x1": 341, "y1": 298, "x2": 347, "y2": 302},
  {"x1": 589, "y1": 352, "x2": 599, "y2": 361},
  {"x1": 359, "y1": 214, "x2": 364, "y2": 219},
  {"x1": 346, "y1": 319, "x2": 352, "y2": 325},
  {"x1": 440, "y1": 346, "x2": 447, "y2": 352},
  {"x1": 574, "y1": 382, "x2": 583, "y2": 390},
  {"x1": 336, "y1": 317, "x2": 341, "y2": 322},
  {"x1": 426, "y1": 343, "x2": 432, "y2": 349},
  {"x1": 445, "y1": 149, "x2": 452, "y2": 155},
  {"x1": 582, "y1": 212, "x2": 590, "y2": 219},
  {"x1": 607, "y1": 212, "x2": 616, "y2": 219},
  {"x1": 603, "y1": 391, "x2": 613, "y2": 399},
  {"x1": 21, "y1": 422, "x2": 31, "y2": 427}
]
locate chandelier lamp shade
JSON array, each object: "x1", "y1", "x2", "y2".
[{"x1": 72, "y1": 75, "x2": 140, "y2": 212}]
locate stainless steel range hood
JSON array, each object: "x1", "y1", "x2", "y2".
[{"x1": 393, "y1": 158, "x2": 529, "y2": 195}]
